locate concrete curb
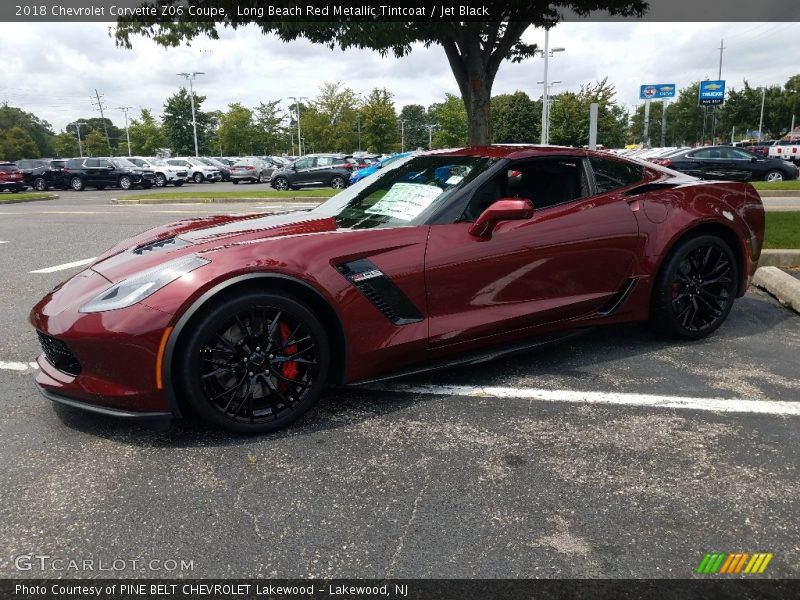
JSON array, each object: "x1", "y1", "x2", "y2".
[
  {"x1": 757, "y1": 189, "x2": 800, "y2": 197},
  {"x1": 112, "y1": 196, "x2": 327, "y2": 205},
  {"x1": 753, "y1": 267, "x2": 800, "y2": 314},
  {"x1": 0, "y1": 194, "x2": 58, "y2": 204},
  {"x1": 757, "y1": 250, "x2": 800, "y2": 269}
]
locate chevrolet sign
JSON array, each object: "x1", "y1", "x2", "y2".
[
  {"x1": 640, "y1": 84, "x2": 676, "y2": 100},
  {"x1": 699, "y1": 80, "x2": 726, "y2": 105}
]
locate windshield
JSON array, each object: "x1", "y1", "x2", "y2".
[
  {"x1": 314, "y1": 154, "x2": 496, "y2": 229},
  {"x1": 195, "y1": 158, "x2": 215, "y2": 166}
]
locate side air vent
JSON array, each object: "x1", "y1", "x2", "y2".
[
  {"x1": 597, "y1": 278, "x2": 638, "y2": 316},
  {"x1": 336, "y1": 259, "x2": 423, "y2": 325},
  {"x1": 133, "y1": 237, "x2": 189, "y2": 255}
]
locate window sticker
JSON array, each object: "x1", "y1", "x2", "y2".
[
  {"x1": 364, "y1": 183, "x2": 443, "y2": 221},
  {"x1": 445, "y1": 175, "x2": 464, "y2": 185}
]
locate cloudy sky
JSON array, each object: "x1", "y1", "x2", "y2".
[{"x1": 1, "y1": 21, "x2": 798, "y2": 132}]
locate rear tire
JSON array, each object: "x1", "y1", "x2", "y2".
[
  {"x1": 70, "y1": 177, "x2": 84, "y2": 191},
  {"x1": 193, "y1": 172, "x2": 204, "y2": 184},
  {"x1": 174, "y1": 180, "x2": 184, "y2": 187},
  {"x1": 154, "y1": 173, "x2": 167, "y2": 187},
  {"x1": 330, "y1": 175, "x2": 346, "y2": 189},
  {"x1": 232, "y1": 179, "x2": 239, "y2": 185},
  {"x1": 764, "y1": 169, "x2": 784, "y2": 182},
  {"x1": 33, "y1": 177, "x2": 48, "y2": 191},
  {"x1": 118, "y1": 176, "x2": 133, "y2": 190},
  {"x1": 650, "y1": 234, "x2": 738, "y2": 340},
  {"x1": 176, "y1": 292, "x2": 330, "y2": 434},
  {"x1": 272, "y1": 177, "x2": 289, "y2": 191}
]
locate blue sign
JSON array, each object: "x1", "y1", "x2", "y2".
[
  {"x1": 639, "y1": 84, "x2": 676, "y2": 100},
  {"x1": 699, "y1": 80, "x2": 726, "y2": 105}
]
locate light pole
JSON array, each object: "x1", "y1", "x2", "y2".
[
  {"x1": 400, "y1": 119, "x2": 406, "y2": 152},
  {"x1": 117, "y1": 107, "x2": 132, "y2": 156},
  {"x1": 534, "y1": 28, "x2": 565, "y2": 145},
  {"x1": 177, "y1": 71, "x2": 204, "y2": 157},
  {"x1": 424, "y1": 123, "x2": 437, "y2": 149},
  {"x1": 288, "y1": 96, "x2": 309, "y2": 156},
  {"x1": 758, "y1": 86, "x2": 766, "y2": 143},
  {"x1": 536, "y1": 80, "x2": 561, "y2": 145},
  {"x1": 75, "y1": 121, "x2": 86, "y2": 157}
]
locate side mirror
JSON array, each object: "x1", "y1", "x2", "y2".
[{"x1": 468, "y1": 198, "x2": 534, "y2": 238}]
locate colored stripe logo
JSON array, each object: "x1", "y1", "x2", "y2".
[{"x1": 696, "y1": 552, "x2": 773, "y2": 574}]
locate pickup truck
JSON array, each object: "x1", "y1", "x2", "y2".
[{"x1": 768, "y1": 135, "x2": 800, "y2": 164}]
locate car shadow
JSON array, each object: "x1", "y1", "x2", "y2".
[{"x1": 52, "y1": 290, "x2": 795, "y2": 447}]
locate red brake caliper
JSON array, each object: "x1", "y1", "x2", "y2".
[{"x1": 279, "y1": 322, "x2": 298, "y2": 386}]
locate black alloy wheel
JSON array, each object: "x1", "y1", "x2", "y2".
[
  {"x1": 651, "y1": 234, "x2": 738, "y2": 339},
  {"x1": 178, "y1": 293, "x2": 330, "y2": 433}
]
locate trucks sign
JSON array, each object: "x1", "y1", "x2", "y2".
[
  {"x1": 699, "y1": 80, "x2": 726, "y2": 105},
  {"x1": 639, "y1": 84, "x2": 676, "y2": 100}
]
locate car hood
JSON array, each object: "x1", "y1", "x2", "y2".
[{"x1": 90, "y1": 210, "x2": 336, "y2": 282}]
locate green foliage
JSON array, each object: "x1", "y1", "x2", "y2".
[
  {"x1": 301, "y1": 82, "x2": 360, "y2": 153},
  {"x1": 83, "y1": 130, "x2": 109, "y2": 157},
  {"x1": 1, "y1": 126, "x2": 40, "y2": 161},
  {"x1": 162, "y1": 88, "x2": 213, "y2": 155},
  {"x1": 398, "y1": 104, "x2": 430, "y2": 150},
  {"x1": 429, "y1": 94, "x2": 468, "y2": 148},
  {"x1": 65, "y1": 117, "x2": 119, "y2": 151},
  {"x1": 548, "y1": 78, "x2": 627, "y2": 148},
  {"x1": 253, "y1": 101, "x2": 287, "y2": 155},
  {"x1": 360, "y1": 88, "x2": 398, "y2": 153},
  {"x1": 52, "y1": 131, "x2": 79, "y2": 158},
  {"x1": 0, "y1": 104, "x2": 54, "y2": 157},
  {"x1": 491, "y1": 91, "x2": 540, "y2": 143},
  {"x1": 128, "y1": 109, "x2": 167, "y2": 155},
  {"x1": 218, "y1": 103, "x2": 255, "y2": 155}
]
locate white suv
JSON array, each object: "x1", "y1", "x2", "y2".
[
  {"x1": 128, "y1": 157, "x2": 188, "y2": 187},
  {"x1": 167, "y1": 158, "x2": 221, "y2": 183}
]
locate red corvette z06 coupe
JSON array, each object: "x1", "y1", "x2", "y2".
[{"x1": 31, "y1": 146, "x2": 765, "y2": 433}]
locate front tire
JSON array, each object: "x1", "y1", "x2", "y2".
[
  {"x1": 330, "y1": 175, "x2": 346, "y2": 189},
  {"x1": 650, "y1": 234, "x2": 738, "y2": 340},
  {"x1": 272, "y1": 177, "x2": 289, "y2": 191},
  {"x1": 154, "y1": 173, "x2": 167, "y2": 187},
  {"x1": 176, "y1": 292, "x2": 330, "y2": 434},
  {"x1": 33, "y1": 177, "x2": 48, "y2": 191},
  {"x1": 764, "y1": 169, "x2": 784, "y2": 182},
  {"x1": 193, "y1": 172, "x2": 204, "y2": 184},
  {"x1": 118, "y1": 176, "x2": 133, "y2": 190}
]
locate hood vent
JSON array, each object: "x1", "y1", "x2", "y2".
[{"x1": 133, "y1": 236, "x2": 190, "y2": 255}]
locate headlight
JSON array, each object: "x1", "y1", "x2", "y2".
[{"x1": 80, "y1": 255, "x2": 209, "y2": 313}]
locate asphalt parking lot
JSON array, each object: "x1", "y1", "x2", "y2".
[{"x1": 1, "y1": 189, "x2": 799, "y2": 579}]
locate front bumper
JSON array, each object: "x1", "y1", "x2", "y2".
[
  {"x1": 38, "y1": 385, "x2": 172, "y2": 420},
  {"x1": 31, "y1": 269, "x2": 175, "y2": 415}
]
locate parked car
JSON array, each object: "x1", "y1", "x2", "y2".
[
  {"x1": 768, "y1": 136, "x2": 800, "y2": 164},
  {"x1": 31, "y1": 146, "x2": 764, "y2": 433},
  {"x1": 271, "y1": 154, "x2": 352, "y2": 190},
  {"x1": 0, "y1": 162, "x2": 26, "y2": 192},
  {"x1": 128, "y1": 157, "x2": 187, "y2": 187},
  {"x1": 15, "y1": 158, "x2": 69, "y2": 191},
  {"x1": 350, "y1": 152, "x2": 413, "y2": 184},
  {"x1": 661, "y1": 146, "x2": 798, "y2": 182},
  {"x1": 229, "y1": 157, "x2": 274, "y2": 184},
  {"x1": 196, "y1": 157, "x2": 230, "y2": 181},
  {"x1": 166, "y1": 158, "x2": 221, "y2": 183},
  {"x1": 64, "y1": 157, "x2": 155, "y2": 191}
]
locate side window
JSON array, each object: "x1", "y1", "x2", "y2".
[
  {"x1": 589, "y1": 157, "x2": 643, "y2": 194},
  {"x1": 462, "y1": 157, "x2": 590, "y2": 221},
  {"x1": 294, "y1": 158, "x2": 312, "y2": 169},
  {"x1": 97, "y1": 159, "x2": 113, "y2": 168},
  {"x1": 315, "y1": 157, "x2": 334, "y2": 167},
  {"x1": 84, "y1": 159, "x2": 99, "y2": 168}
]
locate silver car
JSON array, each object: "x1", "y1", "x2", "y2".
[{"x1": 229, "y1": 157, "x2": 274, "y2": 184}]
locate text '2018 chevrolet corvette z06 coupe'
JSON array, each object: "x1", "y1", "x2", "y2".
[{"x1": 31, "y1": 146, "x2": 765, "y2": 433}]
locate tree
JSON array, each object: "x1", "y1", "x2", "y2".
[
  {"x1": 360, "y1": 88, "x2": 398, "y2": 153},
  {"x1": 253, "y1": 101, "x2": 287, "y2": 155},
  {"x1": 52, "y1": 131, "x2": 80, "y2": 158},
  {"x1": 114, "y1": 1, "x2": 647, "y2": 146},
  {"x1": 65, "y1": 118, "x2": 120, "y2": 152},
  {"x1": 162, "y1": 88, "x2": 213, "y2": 155},
  {"x1": 548, "y1": 78, "x2": 627, "y2": 147},
  {"x1": 491, "y1": 91, "x2": 540, "y2": 143},
  {"x1": 83, "y1": 130, "x2": 109, "y2": 157},
  {"x1": 629, "y1": 101, "x2": 667, "y2": 146},
  {"x1": 429, "y1": 94, "x2": 468, "y2": 148},
  {"x1": 1, "y1": 126, "x2": 40, "y2": 161},
  {"x1": 218, "y1": 103, "x2": 255, "y2": 155},
  {"x1": 785, "y1": 74, "x2": 800, "y2": 125},
  {"x1": 399, "y1": 104, "x2": 430, "y2": 150},
  {"x1": 0, "y1": 104, "x2": 54, "y2": 157},
  {"x1": 127, "y1": 109, "x2": 167, "y2": 155},
  {"x1": 301, "y1": 82, "x2": 360, "y2": 152}
]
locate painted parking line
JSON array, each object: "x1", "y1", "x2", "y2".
[
  {"x1": 0, "y1": 240, "x2": 8, "y2": 244},
  {"x1": 0, "y1": 361, "x2": 38, "y2": 372},
  {"x1": 363, "y1": 383, "x2": 800, "y2": 417},
  {"x1": 29, "y1": 257, "x2": 96, "y2": 274}
]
